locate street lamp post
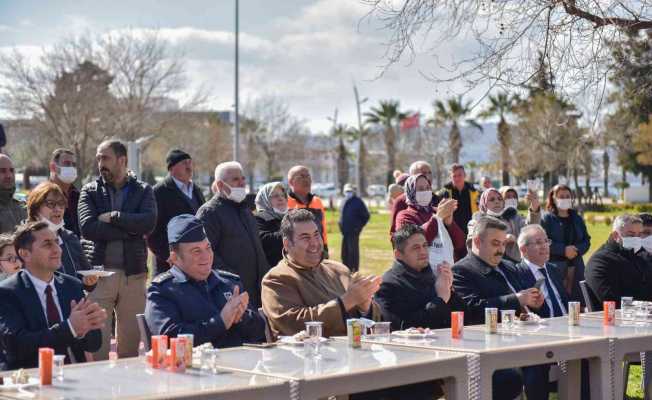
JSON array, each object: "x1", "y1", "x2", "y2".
[
  {"x1": 233, "y1": 0, "x2": 240, "y2": 162},
  {"x1": 353, "y1": 83, "x2": 367, "y2": 197}
]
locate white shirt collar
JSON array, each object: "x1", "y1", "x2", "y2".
[
  {"x1": 523, "y1": 257, "x2": 545, "y2": 277},
  {"x1": 24, "y1": 269, "x2": 57, "y2": 296},
  {"x1": 171, "y1": 176, "x2": 193, "y2": 198}
]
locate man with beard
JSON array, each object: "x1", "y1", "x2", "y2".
[
  {"x1": 78, "y1": 139, "x2": 157, "y2": 360},
  {"x1": 0, "y1": 154, "x2": 26, "y2": 234}
]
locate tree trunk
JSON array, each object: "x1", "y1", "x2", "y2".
[
  {"x1": 573, "y1": 168, "x2": 581, "y2": 205},
  {"x1": 648, "y1": 172, "x2": 652, "y2": 202},
  {"x1": 359, "y1": 139, "x2": 367, "y2": 197},
  {"x1": 385, "y1": 125, "x2": 396, "y2": 186},
  {"x1": 621, "y1": 166, "x2": 627, "y2": 201},
  {"x1": 337, "y1": 137, "x2": 349, "y2": 194},
  {"x1": 602, "y1": 150, "x2": 609, "y2": 198},
  {"x1": 449, "y1": 123, "x2": 462, "y2": 164},
  {"x1": 498, "y1": 118, "x2": 510, "y2": 185}
]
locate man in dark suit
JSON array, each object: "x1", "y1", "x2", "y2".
[
  {"x1": 453, "y1": 216, "x2": 543, "y2": 325},
  {"x1": 514, "y1": 224, "x2": 570, "y2": 400},
  {"x1": 147, "y1": 149, "x2": 206, "y2": 276},
  {"x1": 0, "y1": 221, "x2": 106, "y2": 370}
]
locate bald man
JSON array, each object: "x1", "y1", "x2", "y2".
[
  {"x1": 286, "y1": 165, "x2": 329, "y2": 256},
  {"x1": 0, "y1": 155, "x2": 26, "y2": 233}
]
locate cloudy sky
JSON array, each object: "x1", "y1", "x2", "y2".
[{"x1": 0, "y1": 0, "x2": 486, "y2": 133}]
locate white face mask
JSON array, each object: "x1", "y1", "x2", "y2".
[
  {"x1": 273, "y1": 206, "x2": 287, "y2": 215},
  {"x1": 41, "y1": 216, "x2": 64, "y2": 233},
  {"x1": 415, "y1": 191, "x2": 432, "y2": 207},
  {"x1": 57, "y1": 166, "x2": 77, "y2": 184},
  {"x1": 225, "y1": 183, "x2": 246, "y2": 203},
  {"x1": 621, "y1": 236, "x2": 642, "y2": 253},
  {"x1": 642, "y1": 236, "x2": 652, "y2": 253},
  {"x1": 486, "y1": 209, "x2": 503, "y2": 217},
  {"x1": 555, "y1": 198, "x2": 572, "y2": 210},
  {"x1": 504, "y1": 198, "x2": 518, "y2": 210}
]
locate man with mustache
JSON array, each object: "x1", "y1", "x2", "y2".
[
  {"x1": 147, "y1": 149, "x2": 206, "y2": 276},
  {"x1": 0, "y1": 154, "x2": 26, "y2": 234},
  {"x1": 78, "y1": 139, "x2": 156, "y2": 360},
  {"x1": 453, "y1": 216, "x2": 543, "y2": 325}
]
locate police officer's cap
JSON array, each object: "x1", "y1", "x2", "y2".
[{"x1": 167, "y1": 214, "x2": 207, "y2": 244}]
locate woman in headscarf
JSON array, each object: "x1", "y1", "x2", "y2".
[
  {"x1": 467, "y1": 187, "x2": 540, "y2": 262},
  {"x1": 254, "y1": 182, "x2": 288, "y2": 268},
  {"x1": 395, "y1": 174, "x2": 466, "y2": 263}
]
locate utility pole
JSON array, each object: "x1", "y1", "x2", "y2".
[
  {"x1": 353, "y1": 83, "x2": 366, "y2": 196},
  {"x1": 233, "y1": 0, "x2": 240, "y2": 162}
]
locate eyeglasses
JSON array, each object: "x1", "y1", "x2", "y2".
[
  {"x1": 44, "y1": 200, "x2": 67, "y2": 209},
  {"x1": 0, "y1": 256, "x2": 19, "y2": 263},
  {"x1": 269, "y1": 194, "x2": 287, "y2": 200},
  {"x1": 526, "y1": 239, "x2": 552, "y2": 248}
]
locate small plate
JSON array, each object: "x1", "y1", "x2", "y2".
[
  {"x1": 516, "y1": 317, "x2": 545, "y2": 325},
  {"x1": 0, "y1": 377, "x2": 39, "y2": 392},
  {"x1": 78, "y1": 270, "x2": 115, "y2": 278},
  {"x1": 277, "y1": 336, "x2": 329, "y2": 346},
  {"x1": 392, "y1": 329, "x2": 437, "y2": 338}
]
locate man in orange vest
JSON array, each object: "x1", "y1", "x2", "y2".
[{"x1": 286, "y1": 165, "x2": 329, "y2": 257}]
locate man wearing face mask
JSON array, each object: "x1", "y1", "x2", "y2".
[
  {"x1": 196, "y1": 161, "x2": 269, "y2": 308},
  {"x1": 585, "y1": 214, "x2": 652, "y2": 307},
  {"x1": 0, "y1": 154, "x2": 26, "y2": 234},
  {"x1": 640, "y1": 213, "x2": 652, "y2": 254},
  {"x1": 338, "y1": 183, "x2": 370, "y2": 272},
  {"x1": 48, "y1": 149, "x2": 81, "y2": 237}
]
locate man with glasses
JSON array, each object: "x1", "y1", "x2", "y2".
[
  {"x1": 514, "y1": 224, "x2": 569, "y2": 400},
  {"x1": 48, "y1": 149, "x2": 81, "y2": 236},
  {"x1": 0, "y1": 154, "x2": 26, "y2": 234}
]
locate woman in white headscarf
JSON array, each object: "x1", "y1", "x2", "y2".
[{"x1": 254, "y1": 182, "x2": 288, "y2": 268}]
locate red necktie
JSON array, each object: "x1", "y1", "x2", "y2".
[{"x1": 44, "y1": 285, "x2": 61, "y2": 327}]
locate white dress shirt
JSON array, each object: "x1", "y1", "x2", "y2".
[
  {"x1": 172, "y1": 176, "x2": 194, "y2": 199},
  {"x1": 24, "y1": 269, "x2": 78, "y2": 337},
  {"x1": 523, "y1": 258, "x2": 567, "y2": 315}
]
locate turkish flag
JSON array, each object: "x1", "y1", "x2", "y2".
[{"x1": 400, "y1": 113, "x2": 419, "y2": 132}]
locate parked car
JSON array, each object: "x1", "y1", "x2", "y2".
[
  {"x1": 367, "y1": 184, "x2": 387, "y2": 198},
  {"x1": 312, "y1": 183, "x2": 338, "y2": 199}
]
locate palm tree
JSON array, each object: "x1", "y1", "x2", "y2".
[
  {"x1": 430, "y1": 96, "x2": 483, "y2": 165},
  {"x1": 364, "y1": 100, "x2": 407, "y2": 185},
  {"x1": 479, "y1": 92, "x2": 521, "y2": 185},
  {"x1": 331, "y1": 124, "x2": 354, "y2": 194}
]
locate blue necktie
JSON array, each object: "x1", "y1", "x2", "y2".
[{"x1": 540, "y1": 267, "x2": 564, "y2": 317}]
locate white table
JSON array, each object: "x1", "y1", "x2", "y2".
[
  {"x1": 213, "y1": 340, "x2": 469, "y2": 400},
  {"x1": 470, "y1": 314, "x2": 652, "y2": 400},
  {"x1": 0, "y1": 358, "x2": 290, "y2": 400},
  {"x1": 357, "y1": 327, "x2": 610, "y2": 400}
]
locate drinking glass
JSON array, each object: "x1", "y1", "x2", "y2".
[
  {"x1": 621, "y1": 297, "x2": 635, "y2": 322},
  {"x1": 53, "y1": 355, "x2": 66, "y2": 382},
  {"x1": 371, "y1": 322, "x2": 391, "y2": 341},
  {"x1": 501, "y1": 310, "x2": 516, "y2": 330},
  {"x1": 304, "y1": 321, "x2": 323, "y2": 357}
]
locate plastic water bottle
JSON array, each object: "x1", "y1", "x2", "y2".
[{"x1": 138, "y1": 341, "x2": 146, "y2": 362}]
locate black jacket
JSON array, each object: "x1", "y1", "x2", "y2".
[
  {"x1": 58, "y1": 228, "x2": 95, "y2": 292},
  {"x1": 338, "y1": 195, "x2": 370, "y2": 235},
  {"x1": 0, "y1": 271, "x2": 102, "y2": 370},
  {"x1": 452, "y1": 253, "x2": 524, "y2": 325},
  {"x1": 585, "y1": 240, "x2": 652, "y2": 309},
  {"x1": 196, "y1": 195, "x2": 270, "y2": 308},
  {"x1": 147, "y1": 176, "x2": 206, "y2": 275},
  {"x1": 254, "y1": 214, "x2": 283, "y2": 269},
  {"x1": 78, "y1": 175, "x2": 157, "y2": 276},
  {"x1": 62, "y1": 184, "x2": 81, "y2": 237},
  {"x1": 374, "y1": 260, "x2": 466, "y2": 330}
]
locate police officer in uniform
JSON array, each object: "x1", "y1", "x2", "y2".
[{"x1": 145, "y1": 214, "x2": 266, "y2": 348}]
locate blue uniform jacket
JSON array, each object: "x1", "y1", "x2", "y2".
[{"x1": 145, "y1": 266, "x2": 266, "y2": 348}]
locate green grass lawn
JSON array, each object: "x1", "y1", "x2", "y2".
[{"x1": 325, "y1": 208, "x2": 645, "y2": 399}]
